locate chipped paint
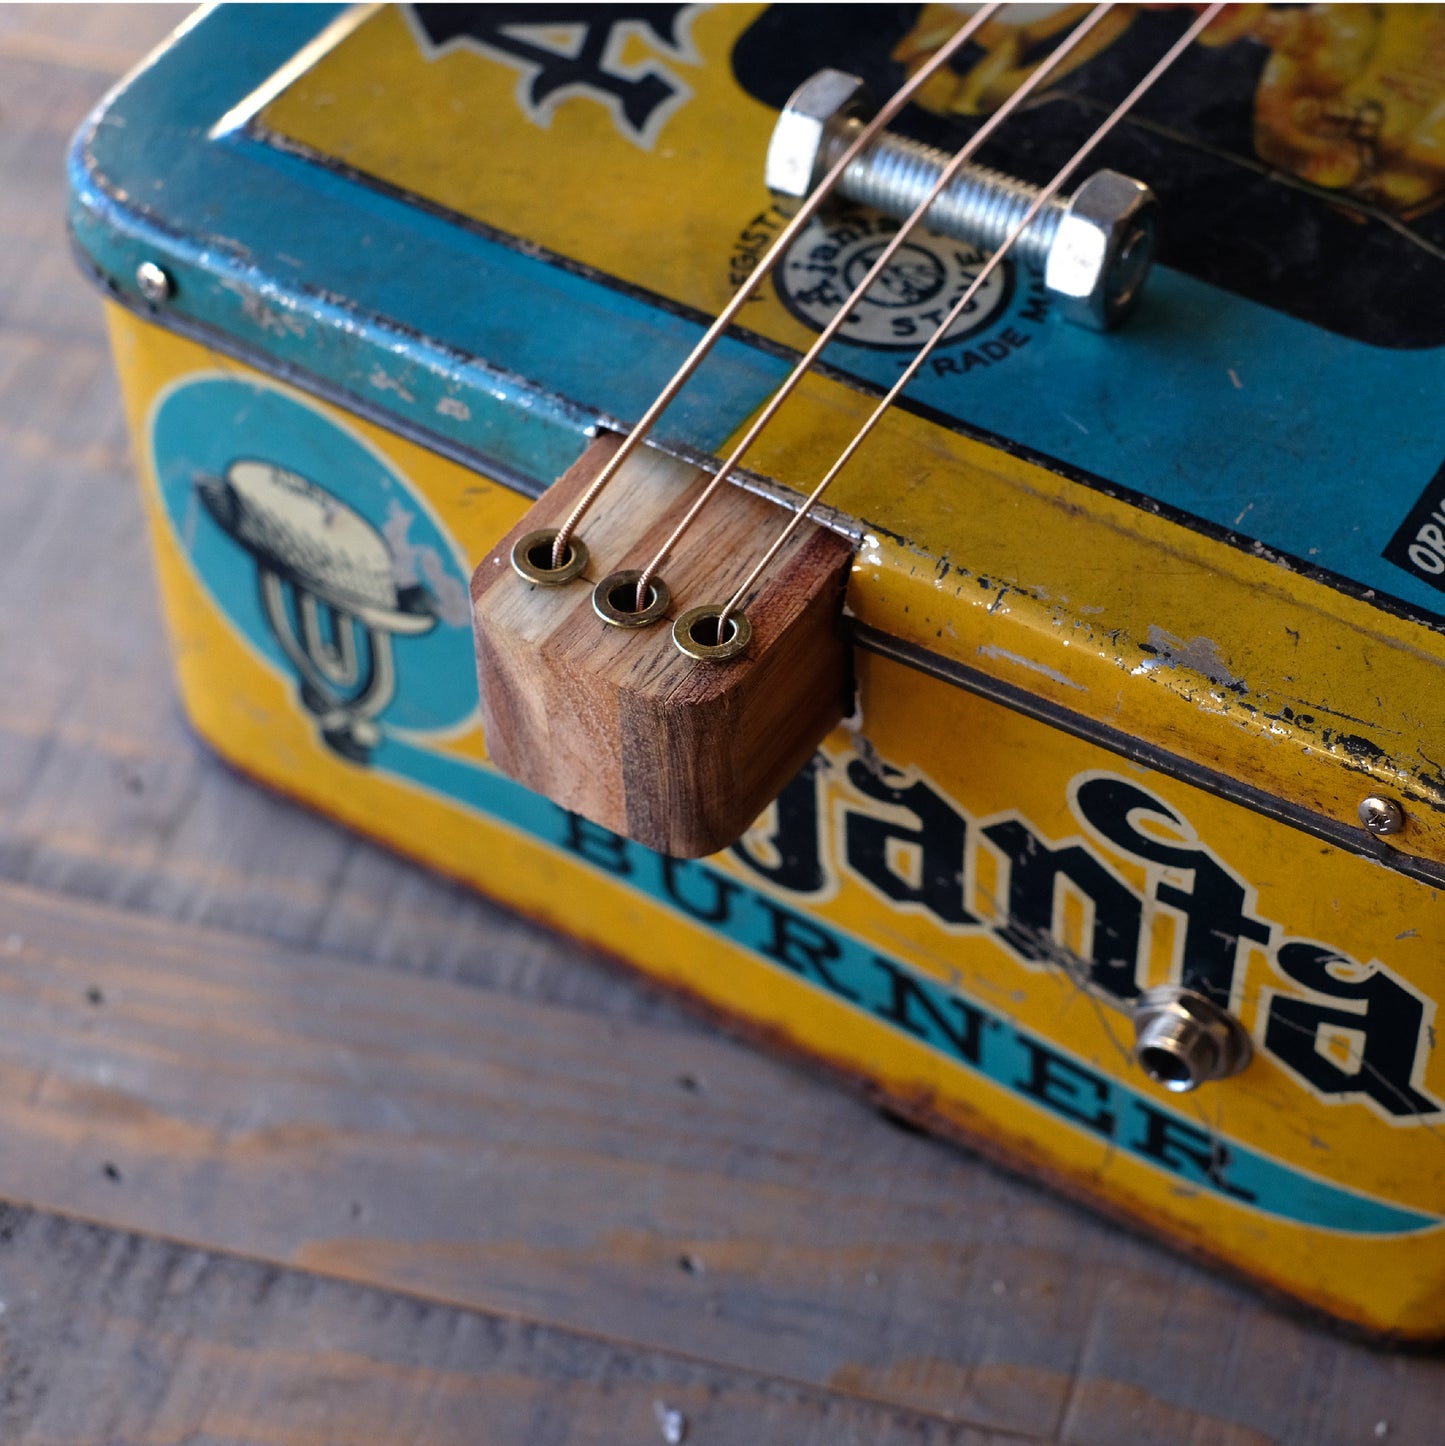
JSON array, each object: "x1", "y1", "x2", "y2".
[
  {"x1": 1142, "y1": 626, "x2": 1247, "y2": 693},
  {"x1": 977, "y1": 644, "x2": 1086, "y2": 692},
  {"x1": 854, "y1": 532, "x2": 884, "y2": 571},
  {"x1": 368, "y1": 364, "x2": 416, "y2": 403},
  {"x1": 217, "y1": 276, "x2": 308, "y2": 340}
]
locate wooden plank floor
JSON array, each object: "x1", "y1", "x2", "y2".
[{"x1": 2, "y1": 7, "x2": 1442, "y2": 1443}]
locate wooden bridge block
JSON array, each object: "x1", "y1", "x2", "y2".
[{"x1": 471, "y1": 435, "x2": 855, "y2": 858}]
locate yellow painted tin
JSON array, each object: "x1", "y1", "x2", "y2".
[{"x1": 77, "y1": 4, "x2": 1445, "y2": 1335}]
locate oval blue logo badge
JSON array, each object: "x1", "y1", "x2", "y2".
[{"x1": 150, "y1": 375, "x2": 476, "y2": 761}]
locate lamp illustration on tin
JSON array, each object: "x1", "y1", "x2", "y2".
[{"x1": 195, "y1": 459, "x2": 437, "y2": 763}]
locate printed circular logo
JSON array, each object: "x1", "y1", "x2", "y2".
[
  {"x1": 149, "y1": 376, "x2": 476, "y2": 763},
  {"x1": 776, "y1": 211, "x2": 1013, "y2": 351}
]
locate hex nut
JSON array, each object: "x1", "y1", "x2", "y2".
[
  {"x1": 765, "y1": 68, "x2": 873, "y2": 203},
  {"x1": 1043, "y1": 169, "x2": 1158, "y2": 331}
]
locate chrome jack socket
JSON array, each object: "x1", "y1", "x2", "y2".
[{"x1": 1131, "y1": 986, "x2": 1252, "y2": 1093}]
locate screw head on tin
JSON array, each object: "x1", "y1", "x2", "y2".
[
  {"x1": 1358, "y1": 794, "x2": 1405, "y2": 836},
  {"x1": 135, "y1": 260, "x2": 173, "y2": 304}
]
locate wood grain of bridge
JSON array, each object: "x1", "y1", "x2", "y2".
[{"x1": 0, "y1": 6, "x2": 1441, "y2": 1444}]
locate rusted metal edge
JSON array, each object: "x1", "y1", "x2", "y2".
[
  {"x1": 171, "y1": 712, "x2": 1445, "y2": 1347},
  {"x1": 75, "y1": 247, "x2": 859, "y2": 541},
  {"x1": 90, "y1": 251, "x2": 1440, "y2": 892},
  {"x1": 850, "y1": 622, "x2": 1445, "y2": 891}
]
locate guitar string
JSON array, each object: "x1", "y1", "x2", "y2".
[
  {"x1": 545, "y1": 2, "x2": 1002, "y2": 572},
  {"x1": 712, "y1": 1, "x2": 1226, "y2": 638},
  {"x1": 634, "y1": 1, "x2": 1116, "y2": 613}
]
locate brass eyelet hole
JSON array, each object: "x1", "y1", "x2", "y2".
[
  {"x1": 511, "y1": 529, "x2": 589, "y2": 586},
  {"x1": 672, "y1": 605, "x2": 752, "y2": 661},
  {"x1": 592, "y1": 570, "x2": 671, "y2": 628}
]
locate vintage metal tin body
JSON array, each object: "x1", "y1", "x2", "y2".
[{"x1": 72, "y1": 4, "x2": 1445, "y2": 1335}]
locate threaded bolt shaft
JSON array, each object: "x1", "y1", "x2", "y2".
[
  {"x1": 766, "y1": 68, "x2": 1157, "y2": 329},
  {"x1": 825, "y1": 118, "x2": 1066, "y2": 268}
]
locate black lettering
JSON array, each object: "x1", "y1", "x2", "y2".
[
  {"x1": 795, "y1": 280, "x2": 842, "y2": 309},
  {"x1": 1075, "y1": 778, "x2": 1269, "y2": 1004},
  {"x1": 1000, "y1": 326, "x2": 1031, "y2": 347},
  {"x1": 660, "y1": 858, "x2": 740, "y2": 925},
  {"x1": 412, "y1": 5, "x2": 690, "y2": 138},
  {"x1": 870, "y1": 954, "x2": 984, "y2": 1064},
  {"x1": 1266, "y1": 942, "x2": 1438, "y2": 1116},
  {"x1": 756, "y1": 900, "x2": 858, "y2": 1000},
  {"x1": 845, "y1": 760, "x2": 978, "y2": 925},
  {"x1": 1017, "y1": 1040, "x2": 1116, "y2": 1135},
  {"x1": 981, "y1": 339, "x2": 1010, "y2": 362},
  {"x1": 1133, "y1": 1103, "x2": 1256, "y2": 1200},
  {"x1": 983, "y1": 819, "x2": 1143, "y2": 1000},
  {"x1": 1016, "y1": 291, "x2": 1050, "y2": 323},
  {"x1": 563, "y1": 813, "x2": 631, "y2": 875},
  {"x1": 932, "y1": 355, "x2": 961, "y2": 377},
  {"x1": 730, "y1": 755, "x2": 826, "y2": 894},
  {"x1": 1157, "y1": 856, "x2": 1271, "y2": 1003}
]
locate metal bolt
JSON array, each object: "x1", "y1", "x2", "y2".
[
  {"x1": 765, "y1": 69, "x2": 1159, "y2": 331},
  {"x1": 1131, "y1": 985, "x2": 1252, "y2": 1093},
  {"x1": 1359, "y1": 794, "x2": 1405, "y2": 836},
  {"x1": 135, "y1": 260, "x2": 173, "y2": 304}
]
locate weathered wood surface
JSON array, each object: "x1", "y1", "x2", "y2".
[
  {"x1": 3, "y1": 877, "x2": 1443, "y2": 1446},
  {"x1": 0, "y1": 7, "x2": 1441, "y2": 1444},
  {"x1": 0, "y1": 1207, "x2": 1031, "y2": 1446},
  {"x1": 473, "y1": 435, "x2": 853, "y2": 857}
]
